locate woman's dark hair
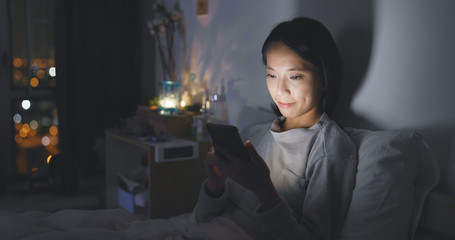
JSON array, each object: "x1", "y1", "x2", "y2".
[{"x1": 262, "y1": 17, "x2": 342, "y2": 117}]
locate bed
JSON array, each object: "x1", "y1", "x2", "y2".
[{"x1": 0, "y1": 106, "x2": 450, "y2": 240}]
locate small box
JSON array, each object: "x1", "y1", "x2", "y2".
[
  {"x1": 117, "y1": 187, "x2": 134, "y2": 213},
  {"x1": 138, "y1": 138, "x2": 199, "y2": 163},
  {"x1": 117, "y1": 174, "x2": 146, "y2": 214}
]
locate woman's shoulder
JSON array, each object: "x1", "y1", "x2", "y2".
[{"x1": 314, "y1": 115, "x2": 357, "y2": 160}]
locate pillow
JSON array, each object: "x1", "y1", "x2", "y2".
[{"x1": 339, "y1": 128, "x2": 439, "y2": 240}]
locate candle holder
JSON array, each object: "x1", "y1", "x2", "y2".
[{"x1": 158, "y1": 81, "x2": 181, "y2": 116}]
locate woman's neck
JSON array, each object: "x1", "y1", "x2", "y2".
[{"x1": 281, "y1": 111, "x2": 322, "y2": 132}]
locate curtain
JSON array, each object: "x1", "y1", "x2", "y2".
[{"x1": 56, "y1": 0, "x2": 142, "y2": 175}]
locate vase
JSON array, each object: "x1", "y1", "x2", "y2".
[{"x1": 158, "y1": 81, "x2": 181, "y2": 116}]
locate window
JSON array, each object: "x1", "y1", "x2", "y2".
[{"x1": 9, "y1": 0, "x2": 58, "y2": 176}]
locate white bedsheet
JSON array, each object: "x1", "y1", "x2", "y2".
[{"x1": 0, "y1": 208, "x2": 253, "y2": 240}]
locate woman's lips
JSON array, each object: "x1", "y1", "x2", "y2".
[{"x1": 278, "y1": 101, "x2": 295, "y2": 108}]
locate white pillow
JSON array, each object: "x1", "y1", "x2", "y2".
[{"x1": 339, "y1": 128, "x2": 439, "y2": 240}]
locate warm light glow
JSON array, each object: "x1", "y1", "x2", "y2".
[
  {"x1": 30, "y1": 120, "x2": 38, "y2": 129},
  {"x1": 19, "y1": 128, "x2": 28, "y2": 138},
  {"x1": 159, "y1": 95, "x2": 178, "y2": 109},
  {"x1": 47, "y1": 155, "x2": 52, "y2": 164},
  {"x1": 13, "y1": 113, "x2": 22, "y2": 123},
  {"x1": 31, "y1": 167, "x2": 38, "y2": 173},
  {"x1": 13, "y1": 58, "x2": 23, "y2": 68},
  {"x1": 49, "y1": 125, "x2": 58, "y2": 136},
  {"x1": 14, "y1": 134, "x2": 23, "y2": 143},
  {"x1": 41, "y1": 136, "x2": 50, "y2": 146},
  {"x1": 22, "y1": 123, "x2": 31, "y2": 133},
  {"x1": 35, "y1": 58, "x2": 47, "y2": 69},
  {"x1": 20, "y1": 123, "x2": 30, "y2": 137},
  {"x1": 36, "y1": 69, "x2": 45, "y2": 79},
  {"x1": 50, "y1": 135, "x2": 59, "y2": 145},
  {"x1": 14, "y1": 70, "x2": 23, "y2": 80},
  {"x1": 29, "y1": 129, "x2": 37, "y2": 137},
  {"x1": 49, "y1": 67, "x2": 56, "y2": 77},
  {"x1": 30, "y1": 77, "x2": 39, "y2": 87},
  {"x1": 22, "y1": 100, "x2": 31, "y2": 110},
  {"x1": 181, "y1": 91, "x2": 191, "y2": 108},
  {"x1": 14, "y1": 123, "x2": 22, "y2": 130}
]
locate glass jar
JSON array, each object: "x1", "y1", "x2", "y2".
[{"x1": 158, "y1": 81, "x2": 181, "y2": 116}]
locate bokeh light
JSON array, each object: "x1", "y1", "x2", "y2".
[
  {"x1": 49, "y1": 125, "x2": 58, "y2": 136},
  {"x1": 30, "y1": 77, "x2": 39, "y2": 87},
  {"x1": 22, "y1": 123, "x2": 30, "y2": 133},
  {"x1": 19, "y1": 128, "x2": 28, "y2": 138},
  {"x1": 13, "y1": 113, "x2": 22, "y2": 123},
  {"x1": 21, "y1": 100, "x2": 31, "y2": 110},
  {"x1": 13, "y1": 58, "x2": 23, "y2": 68},
  {"x1": 36, "y1": 69, "x2": 45, "y2": 79},
  {"x1": 49, "y1": 67, "x2": 56, "y2": 77},
  {"x1": 41, "y1": 136, "x2": 50, "y2": 146},
  {"x1": 30, "y1": 120, "x2": 39, "y2": 129},
  {"x1": 13, "y1": 70, "x2": 23, "y2": 80}
]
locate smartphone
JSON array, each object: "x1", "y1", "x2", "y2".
[{"x1": 205, "y1": 123, "x2": 250, "y2": 162}]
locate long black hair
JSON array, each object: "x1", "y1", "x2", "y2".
[{"x1": 262, "y1": 17, "x2": 342, "y2": 117}]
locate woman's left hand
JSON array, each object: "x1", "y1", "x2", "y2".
[{"x1": 213, "y1": 141, "x2": 281, "y2": 210}]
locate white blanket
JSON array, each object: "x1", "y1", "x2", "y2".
[{"x1": 0, "y1": 208, "x2": 253, "y2": 240}]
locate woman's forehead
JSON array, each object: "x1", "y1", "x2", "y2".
[{"x1": 266, "y1": 44, "x2": 316, "y2": 71}]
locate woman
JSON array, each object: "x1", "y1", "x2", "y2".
[{"x1": 192, "y1": 17, "x2": 357, "y2": 240}]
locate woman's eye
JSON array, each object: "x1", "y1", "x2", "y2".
[
  {"x1": 290, "y1": 75, "x2": 303, "y2": 80},
  {"x1": 266, "y1": 73, "x2": 276, "y2": 78}
]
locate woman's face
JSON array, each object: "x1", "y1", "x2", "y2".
[{"x1": 266, "y1": 43, "x2": 322, "y2": 129}]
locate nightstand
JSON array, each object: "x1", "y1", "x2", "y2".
[{"x1": 105, "y1": 130, "x2": 209, "y2": 218}]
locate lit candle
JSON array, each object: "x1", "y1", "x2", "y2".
[{"x1": 180, "y1": 90, "x2": 191, "y2": 108}]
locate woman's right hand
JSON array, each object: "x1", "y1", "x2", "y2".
[{"x1": 204, "y1": 146, "x2": 226, "y2": 197}]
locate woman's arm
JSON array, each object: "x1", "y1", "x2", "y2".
[
  {"x1": 192, "y1": 179, "x2": 229, "y2": 223},
  {"x1": 192, "y1": 147, "x2": 228, "y2": 223}
]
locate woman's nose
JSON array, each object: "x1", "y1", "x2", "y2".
[{"x1": 276, "y1": 77, "x2": 291, "y2": 96}]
